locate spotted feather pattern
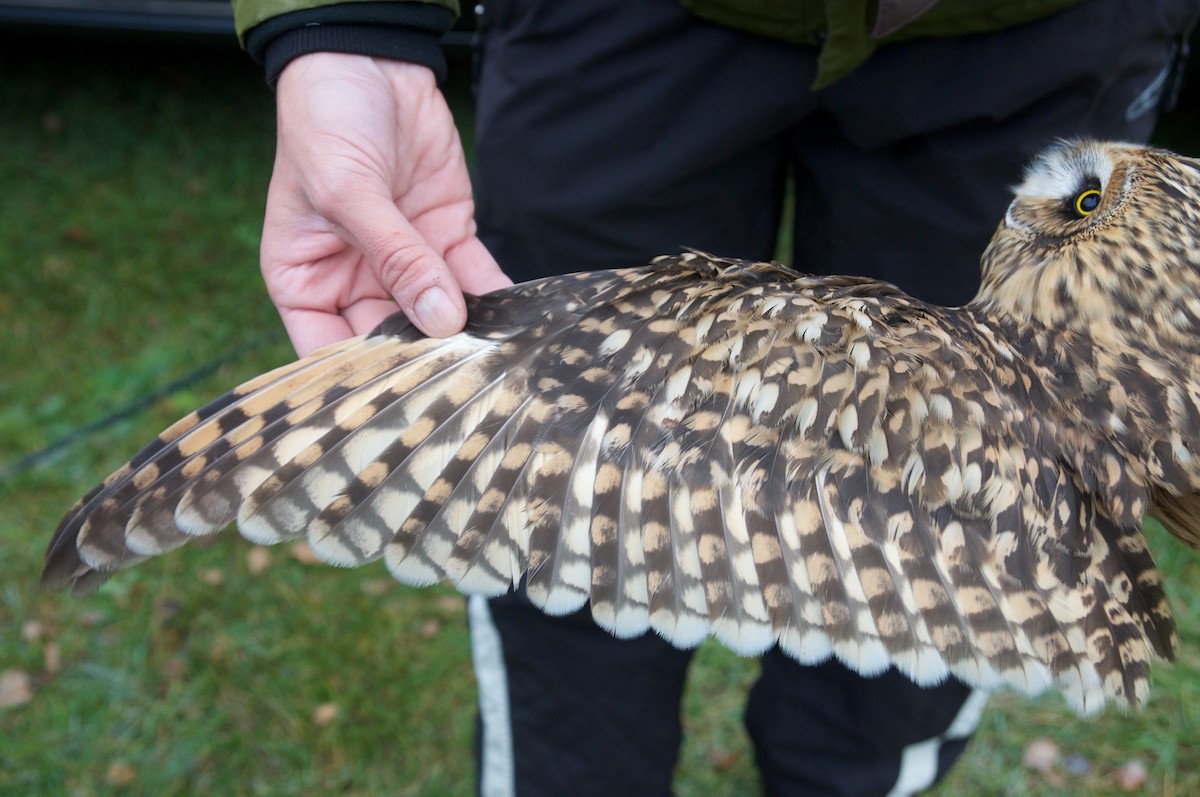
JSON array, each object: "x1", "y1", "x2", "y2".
[{"x1": 45, "y1": 141, "x2": 1200, "y2": 713}]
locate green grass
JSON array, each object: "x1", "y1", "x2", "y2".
[{"x1": 2, "y1": 35, "x2": 1198, "y2": 797}]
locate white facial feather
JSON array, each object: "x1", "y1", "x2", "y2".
[{"x1": 1015, "y1": 141, "x2": 1116, "y2": 201}]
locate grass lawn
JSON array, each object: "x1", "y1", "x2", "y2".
[{"x1": 2, "y1": 35, "x2": 1198, "y2": 797}]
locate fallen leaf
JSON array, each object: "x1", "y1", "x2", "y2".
[
  {"x1": 709, "y1": 748, "x2": 741, "y2": 772},
  {"x1": 201, "y1": 569, "x2": 224, "y2": 586},
  {"x1": 1116, "y1": 760, "x2": 1148, "y2": 792},
  {"x1": 0, "y1": 670, "x2": 33, "y2": 708},
  {"x1": 105, "y1": 762, "x2": 136, "y2": 787},
  {"x1": 246, "y1": 547, "x2": 272, "y2": 574},
  {"x1": 63, "y1": 224, "x2": 91, "y2": 243},
  {"x1": 21, "y1": 620, "x2": 43, "y2": 643},
  {"x1": 1023, "y1": 738, "x2": 1059, "y2": 774},
  {"x1": 80, "y1": 609, "x2": 106, "y2": 627},
  {"x1": 312, "y1": 702, "x2": 340, "y2": 726},
  {"x1": 44, "y1": 642, "x2": 62, "y2": 675},
  {"x1": 361, "y1": 579, "x2": 391, "y2": 596},
  {"x1": 290, "y1": 542, "x2": 321, "y2": 565}
]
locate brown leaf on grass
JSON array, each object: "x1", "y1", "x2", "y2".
[
  {"x1": 105, "y1": 761, "x2": 136, "y2": 787},
  {"x1": 421, "y1": 619, "x2": 442, "y2": 639},
  {"x1": 361, "y1": 578, "x2": 391, "y2": 597},
  {"x1": 79, "y1": 609, "x2": 106, "y2": 627},
  {"x1": 1023, "y1": 738, "x2": 1058, "y2": 773},
  {"x1": 21, "y1": 619, "x2": 43, "y2": 643},
  {"x1": 63, "y1": 224, "x2": 92, "y2": 243},
  {"x1": 1023, "y1": 738, "x2": 1064, "y2": 786},
  {"x1": 709, "y1": 748, "x2": 742, "y2": 772},
  {"x1": 44, "y1": 642, "x2": 62, "y2": 675},
  {"x1": 246, "y1": 546, "x2": 272, "y2": 574},
  {"x1": 0, "y1": 670, "x2": 33, "y2": 708},
  {"x1": 1116, "y1": 760, "x2": 1149, "y2": 792},
  {"x1": 289, "y1": 542, "x2": 321, "y2": 565},
  {"x1": 312, "y1": 702, "x2": 340, "y2": 727},
  {"x1": 201, "y1": 568, "x2": 225, "y2": 586}
]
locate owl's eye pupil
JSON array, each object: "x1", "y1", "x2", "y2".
[{"x1": 1074, "y1": 189, "x2": 1102, "y2": 216}]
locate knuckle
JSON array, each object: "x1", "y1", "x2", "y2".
[{"x1": 376, "y1": 239, "x2": 442, "y2": 296}]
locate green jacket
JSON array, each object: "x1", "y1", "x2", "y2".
[
  {"x1": 232, "y1": 0, "x2": 1084, "y2": 87},
  {"x1": 233, "y1": 0, "x2": 452, "y2": 35},
  {"x1": 681, "y1": 0, "x2": 1085, "y2": 86}
]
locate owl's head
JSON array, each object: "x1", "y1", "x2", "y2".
[{"x1": 975, "y1": 140, "x2": 1200, "y2": 346}]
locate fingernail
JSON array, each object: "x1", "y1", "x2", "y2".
[{"x1": 412, "y1": 286, "x2": 461, "y2": 337}]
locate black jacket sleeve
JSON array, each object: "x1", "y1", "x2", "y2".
[{"x1": 243, "y1": 1, "x2": 456, "y2": 84}]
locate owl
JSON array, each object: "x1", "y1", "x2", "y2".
[{"x1": 43, "y1": 140, "x2": 1200, "y2": 714}]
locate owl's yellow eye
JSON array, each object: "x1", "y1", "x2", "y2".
[{"x1": 1074, "y1": 188, "x2": 1102, "y2": 216}]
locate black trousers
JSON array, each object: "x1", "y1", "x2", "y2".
[{"x1": 467, "y1": 0, "x2": 1197, "y2": 794}]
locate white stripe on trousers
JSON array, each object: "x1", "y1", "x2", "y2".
[
  {"x1": 470, "y1": 591, "x2": 988, "y2": 797},
  {"x1": 885, "y1": 688, "x2": 990, "y2": 797},
  {"x1": 469, "y1": 594, "x2": 516, "y2": 797}
]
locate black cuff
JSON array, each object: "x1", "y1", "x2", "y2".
[{"x1": 243, "y1": 2, "x2": 455, "y2": 85}]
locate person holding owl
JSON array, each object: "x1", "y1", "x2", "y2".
[{"x1": 229, "y1": 1, "x2": 1199, "y2": 794}]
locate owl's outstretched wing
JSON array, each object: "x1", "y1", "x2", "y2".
[{"x1": 43, "y1": 252, "x2": 1176, "y2": 712}]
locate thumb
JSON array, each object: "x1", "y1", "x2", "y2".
[{"x1": 339, "y1": 192, "x2": 468, "y2": 338}]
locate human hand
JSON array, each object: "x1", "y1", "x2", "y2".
[{"x1": 263, "y1": 53, "x2": 511, "y2": 356}]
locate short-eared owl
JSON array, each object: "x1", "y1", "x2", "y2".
[{"x1": 44, "y1": 140, "x2": 1200, "y2": 713}]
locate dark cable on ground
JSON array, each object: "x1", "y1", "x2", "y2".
[{"x1": 1, "y1": 331, "x2": 285, "y2": 483}]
